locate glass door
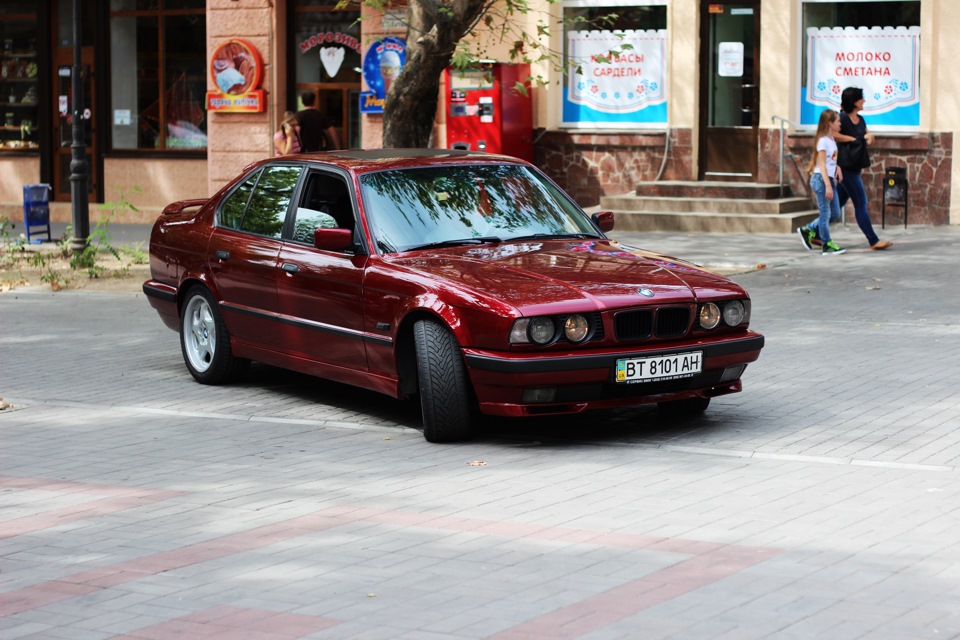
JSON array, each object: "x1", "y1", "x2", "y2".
[{"x1": 699, "y1": 1, "x2": 760, "y2": 181}]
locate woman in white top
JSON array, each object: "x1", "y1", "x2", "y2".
[{"x1": 798, "y1": 109, "x2": 846, "y2": 255}]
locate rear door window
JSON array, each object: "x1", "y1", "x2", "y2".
[
  {"x1": 218, "y1": 169, "x2": 260, "y2": 230},
  {"x1": 241, "y1": 166, "x2": 303, "y2": 239}
]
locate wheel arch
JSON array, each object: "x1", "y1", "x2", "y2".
[
  {"x1": 395, "y1": 309, "x2": 458, "y2": 398},
  {"x1": 176, "y1": 274, "x2": 219, "y2": 317}
]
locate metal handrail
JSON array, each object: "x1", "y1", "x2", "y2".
[{"x1": 771, "y1": 115, "x2": 803, "y2": 198}]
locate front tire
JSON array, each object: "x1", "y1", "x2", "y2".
[
  {"x1": 413, "y1": 319, "x2": 472, "y2": 443},
  {"x1": 179, "y1": 286, "x2": 249, "y2": 384}
]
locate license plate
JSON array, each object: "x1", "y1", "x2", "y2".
[{"x1": 616, "y1": 351, "x2": 702, "y2": 383}]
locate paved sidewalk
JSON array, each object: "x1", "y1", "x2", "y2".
[{"x1": 1, "y1": 221, "x2": 959, "y2": 639}]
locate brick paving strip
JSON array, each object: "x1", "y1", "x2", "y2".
[
  {"x1": 110, "y1": 605, "x2": 340, "y2": 640},
  {"x1": 0, "y1": 475, "x2": 779, "y2": 638},
  {"x1": 0, "y1": 475, "x2": 185, "y2": 541}
]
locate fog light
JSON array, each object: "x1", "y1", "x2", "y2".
[
  {"x1": 719, "y1": 365, "x2": 746, "y2": 383},
  {"x1": 522, "y1": 387, "x2": 557, "y2": 403}
]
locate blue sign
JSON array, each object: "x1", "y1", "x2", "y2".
[{"x1": 360, "y1": 37, "x2": 406, "y2": 114}]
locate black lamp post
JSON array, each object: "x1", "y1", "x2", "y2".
[{"x1": 69, "y1": 0, "x2": 89, "y2": 253}]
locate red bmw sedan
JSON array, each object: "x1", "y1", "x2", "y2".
[{"x1": 143, "y1": 149, "x2": 764, "y2": 442}]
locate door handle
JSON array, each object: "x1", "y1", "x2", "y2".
[
  {"x1": 215, "y1": 250, "x2": 229, "y2": 260},
  {"x1": 281, "y1": 263, "x2": 299, "y2": 273}
]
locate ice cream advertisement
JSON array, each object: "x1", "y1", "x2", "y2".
[
  {"x1": 360, "y1": 37, "x2": 406, "y2": 114},
  {"x1": 206, "y1": 39, "x2": 266, "y2": 113}
]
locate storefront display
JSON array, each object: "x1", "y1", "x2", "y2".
[{"x1": 0, "y1": 13, "x2": 39, "y2": 151}]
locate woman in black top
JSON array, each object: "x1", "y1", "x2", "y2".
[{"x1": 835, "y1": 87, "x2": 892, "y2": 250}]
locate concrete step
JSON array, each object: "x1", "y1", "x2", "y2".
[
  {"x1": 600, "y1": 194, "x2": 813, "y2": 215},
  {"x1": 609, "y1": 210, "x2": 819, "y2": 234},
  {"x1": 633, "y1": 181, "x2": 793, "y2": 200}
]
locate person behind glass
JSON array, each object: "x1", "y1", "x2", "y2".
[
  {"x1": 273, "y1": 111, "x2": 301, "y2": 156},
  {"x1": 797, "y1": 109, "x2": 846, "y2": 255},
  {"x1": 296, "y1": 90, "x2": 340, "y2": 152},
  {"x1": 835, "y1": 86, "x2": 892, "y2": 250}
]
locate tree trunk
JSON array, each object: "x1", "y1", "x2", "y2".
[
  {"x1": 381, "y1": 38, "x2": 450, "y2": 148},
  {"x1": 382, "y1": 0, "x2": 492, "y2": 148}
]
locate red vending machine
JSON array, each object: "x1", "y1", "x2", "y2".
[{"x1": 444, "y1": 63, "x2": 533, "y2": 161}]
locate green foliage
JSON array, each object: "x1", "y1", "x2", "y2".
[
  {"x1": 1, "y1": 217, "x2": 25, "y2": 254},
  {"x1": 40, "y1": 269, "x2": 64, "y2": 288},
  {"x1": 31, "y1": 251, "x2": 65, "y2": 289},
  {"x1": 70, "y1": 213, "x2": 121, "y2": 272},
  {"x1": 100, "y1": 185, "x2": 141, "y2": 220},
  {"x1": 383, "y1": 0, "x2": 627, "y2": 92},
  {"x1": 122, "y1": 242, "x2": 148, "y2": 265},
  {"x1": 67, "y1": 185, "x2": 139, "y2": 275}
]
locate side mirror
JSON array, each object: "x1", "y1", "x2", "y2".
[
  {"x1": 592, "y1": 210, "x2": 615, "y2": 233},
  {"x1": 314, "y1": 227, "x2": 353, "y2": 252}
]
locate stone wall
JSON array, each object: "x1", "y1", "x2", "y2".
[
  {"x1": 534, "y1": 129, "x2": 693, "y2": 207},
  {"x1": 206, "y1": 0, "x2": 279, "y2": 198},
  {"x1": 537, "y1": 127, "x2": 953, "y2": 225},
  {"x1": 760, "y1": 129, "x2": 953, "y2": 226}
]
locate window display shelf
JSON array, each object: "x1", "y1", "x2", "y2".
[{"x1": 1, "y1": 16, "x2": 41, "y2": 153}]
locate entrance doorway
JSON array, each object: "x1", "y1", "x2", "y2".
[
  {"x1": 295, "y1": 84, "x2": 360, "y2": 150},
  {"x1": 698, "y1": 1, "x2": 760, "y2": 181}
]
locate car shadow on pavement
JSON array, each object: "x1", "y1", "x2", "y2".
[
  {"x1": 242, "y1": 363, "x2": 424, "y2": 427},
  {"x1": 239, "y1": 363, "x2": 749, "y2": 447}
]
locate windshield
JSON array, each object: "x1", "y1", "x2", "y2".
[{"x1": 359, "y1": 164, "x2": 600, "y2": 253}]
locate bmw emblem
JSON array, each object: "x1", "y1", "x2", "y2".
[{"x1": 638, "y1": 288, "x2": 654, "y2": 297}]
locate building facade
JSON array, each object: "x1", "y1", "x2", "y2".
[{"x1": 0, "y1": 0, "x2": 956, "y2": 226}]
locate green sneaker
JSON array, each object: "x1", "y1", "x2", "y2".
[
  {"x1": 821, "y1": 241, "x2": 846, "y2": 255},
  {"x1": 797, "y1": 226, "x2": 815, "y2": 251}
]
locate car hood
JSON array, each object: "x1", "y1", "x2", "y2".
[{"x1": 387, "y1": 239, "x2": 743, "y2": 314}]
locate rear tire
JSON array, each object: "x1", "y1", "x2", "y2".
[
  {"x1": 413, "y1": 319, "x2": 472, "y2": 443},
  {"x1": 658, "y1": 397, "x2": 710, "y2": 416},
  {"x1": 179, "y1": 286, "x2": 249, "y2": 384}
]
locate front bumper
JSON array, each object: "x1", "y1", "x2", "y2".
[{"x1": 463, "y1": 332, "x2": 764, "y2": 417}]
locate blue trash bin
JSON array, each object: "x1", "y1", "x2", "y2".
[{"x1": 22, "y1": 184, "x2": 52, "y2": 244}]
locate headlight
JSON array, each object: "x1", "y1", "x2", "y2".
[
  {"x1": 509, "y1": 318, "x2": 531, "y2": 344},
  {"x1": 563, "y1": 314, "x2": 590, "y2": 343},
  {"x1": 722, "y1": 300, "x2": 745, "y2": 326},
  {"x1": 699, "y1": 303, "x2": 721, "y2": 330},
  {"x1": 528, "y1": 317, "x2": 555, "y2": 344}
]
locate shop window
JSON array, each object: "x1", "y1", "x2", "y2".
[
  {"x1": 801, "y1": 1, "x2": 921, "y2": 129},
  {"x1": 562, "y1": 2, "x2": 667, "y2": 129},
  {"x1": 108, "y1": 1, "x2": 206, "y2": 151},
  {"x1": 0, "y1": 5, "x2": 40, "y2": 153}
]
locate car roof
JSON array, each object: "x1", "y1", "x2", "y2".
[{"x1": 270, "y1": 148, "x2": 532, "y2": 174}]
